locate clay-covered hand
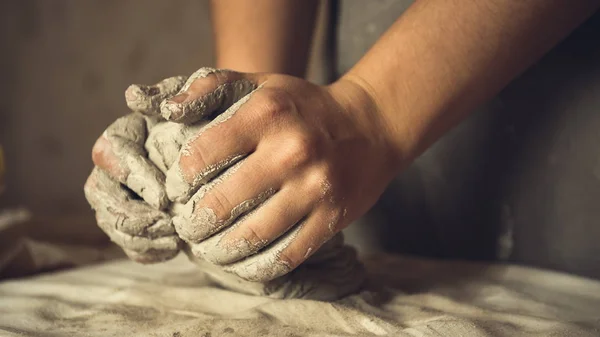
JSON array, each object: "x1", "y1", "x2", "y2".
[
  {"x1": 84, "y1": 76, "x2": 186, "y2": 263},
  {"x1": 160, "y1": 68, "x2": 398, "y2": 281}
]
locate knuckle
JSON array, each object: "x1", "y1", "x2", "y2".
[
  {"x1": 304, "y1": 167, "x2": 331, "y2": 195},
  {"x1": 278, "y1": 134, "x2": 316, "y2": 169},
  {"x1": 197, "y1": 188, "x2": 233, "y2": 223},
  {"x1": 242, "y1": 224, "x2": 266, "y2": 248},
  {"x1": 254, "y1": 88, "x2": 294, "y2": 120}
]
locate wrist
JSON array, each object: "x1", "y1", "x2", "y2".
[
  {"x1": 326, "y1": 76, "x2": 406, "y2": 178},
  {"x1": 328, "y1": 74, "x2": 414, "y2": 170}
]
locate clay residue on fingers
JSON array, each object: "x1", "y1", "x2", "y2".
[
  {"x1": 222, "y1": 224, "x2": 305, "y2": 282},
  {"x1": 171, "y1": 160, "x2": 243, "y2": 242},
  {"x1": 85, "y1": 168, "x2": 175, "y2": 238},
  {"x1": 172, "y1": 166, "x2": 276, "y2": 245},
  {"x1": 160, "y1": 67, "x2": 257, "y2": 124},
  {"x1": 188, "y1": 191, "x2": 279, "y2": 265},
  {"x1": 126, "y1": 76, "x2": 187, "y2": 115},
  {"x1": 102, "y1": 221, "x2": 180, "y2": 254},
  {"x1": 166, "y1": 153, "x2": 245, "y2": 204},
  {"x1": 195, "y1": 187, "x2": 276, "y2": 240},
  {"x1": 165, "y1": 85, "x2": 263, "y2": 203},
  {"x1": 103, "y1": 113, "x2": 169, "y2": 209},
  {"x1": 123, "y1": 153, "x2": 168, "y2": 209},
  {"x1": 145, "y1": 121, "x2": 206, "y2": 174},
  {"x1": 85, "y1": 168, "x2": 181, "y2": 262}
]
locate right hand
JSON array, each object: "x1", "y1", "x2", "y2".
[{"x1": 84, "y1": 76, "x2": 186, "y2": 263}]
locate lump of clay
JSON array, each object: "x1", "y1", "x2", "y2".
[{"x1": 144, "y1": 119, "x2": 366, "y2": 301}]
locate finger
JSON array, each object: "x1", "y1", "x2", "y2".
[
  {"x1": 222, "y1": 206, "x2": 342, "y2": 282},
  {"x1": 165, "y1": 86, "x2": 285, "y2": 203},
  {"x1": 172, "y1": 155, "x2": 280, "y2": 244},
  {"x1": 145, "y1": 121, "x2": 205, "y2": 174},
  {"x1": 160, "y1": 67, "x2": 258, "y2": 124},
  {"x1": 125, "y1": 75, "x2": 187, "y2": 115},
  {"x1": 95, "y1": 210, "x2": 180, "y2": 256},
  {"x1": 190, "y1": 185, "x2": 314, "y2": 265},
  {"x1": 92, "y1": 113, "x2": 168, "y2": 209},
  {"x1": 84, "y1": 168, "x2": 175, "y2": 238},
  {"x1": 85, "y1": 169, "x2": 180, "y2": 263}
]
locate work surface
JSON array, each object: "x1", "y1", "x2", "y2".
[{"x1": 1, "y1": 253, "x2": 599, "y2": 337}]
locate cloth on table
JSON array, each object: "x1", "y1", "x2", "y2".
[{"x1": 1, "y1": 252, "x2": 599, "y2": 336}]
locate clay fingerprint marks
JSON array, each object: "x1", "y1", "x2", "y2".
[
  {"x1": 250, "y1": 233, "x2": 366, "y2": 301},
  {"x1": 98, "y1": 76, "x2": 192, "y2": 210},
  {"x1": 145, "y1": 122, "x2": 207, "y2": 174},
  {"x1": 84, "y1": 168, "x2": 180, "y2": 263},
  {"x1": 102, "y1": 113, "x2": 168, "y2": 209},
  {"x1": 199, "y1": 230, "x2": 366, "y2": 301},
  {"x1": 171, "y1": 159, "x2": 277, "y2": 247},
  {"x1": 221, "y1": 224, "x2": 306, "y2": 282},
  {"x1": 164, "y1": 79, "x2": 262, "y2": 204},
  {"x1": 126, "y1": 76, "x2": 188, "y2": 115},
  {"x1": 185, "y1": 196, "x2": 276, "y2": 266},
  {"x1": 160, "y1": 67, "x2": 257, "y2": 124}
]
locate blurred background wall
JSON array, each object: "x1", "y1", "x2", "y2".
[{"x1": 0, "y1": 1, "x2": 215, "y2": 243}]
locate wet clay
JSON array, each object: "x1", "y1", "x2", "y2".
[
  {"x1": 143, "y1": 112, "x2": 363, "y2": 300},
  {"x1": 90, "y1": 69, "x2": 365, "y2": 301},
  {"x1": 143, "y1": 115, "x2": 365, "y2": 300},
  {"x1": 160, "y1": 67, "x2": 257, "y2": 124},
  {"x1": 164, "y1": 83, "x2": 262, "y2": 204}
]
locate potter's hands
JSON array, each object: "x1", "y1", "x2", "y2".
[
  {"x1": 84, "y1": 76, "x2": 186, "y2": 263},
  {"x1": 161, "y1": 68, "x2": 398, "y2": 281}
]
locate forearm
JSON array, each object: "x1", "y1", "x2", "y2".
[
  {"x1": 210, "y1": 0, "x2": 319, "y2": 76},
  {"x1": 343, "y1": 0, "x2": 599, "y2": 166}
]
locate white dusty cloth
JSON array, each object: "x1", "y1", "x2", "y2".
[{"x1": 1, "y1": 253, "x2": 599, "y2": 337}]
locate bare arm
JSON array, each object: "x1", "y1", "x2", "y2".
[
  {"x1": 210, "y1": 0, "x2": 319, "y2": 76},
  {"x1": 341, "y1": 0, "x2": 600, "y2": 166},
  {"x1": 96, "y1": 0, "x2": 599, "y2": 280}
]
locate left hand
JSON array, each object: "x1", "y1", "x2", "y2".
[
  {"x1": 85, "y1": 76, "x2": 187, "y2": 263},
  {"x1": 160, "y1": 68, "x2": 400, "y2": 281}
]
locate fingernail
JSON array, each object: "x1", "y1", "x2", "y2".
[{"x1": 167, "y1": 92, "x2": 189, "y2": 104}]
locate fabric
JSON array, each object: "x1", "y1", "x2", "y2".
[{"x1": 1, "y1": 253, "x2": 600, "y2": 336}]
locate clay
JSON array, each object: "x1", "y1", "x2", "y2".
[
  {"x1": 140, "y1": 118, "x2": 365, "y2": 299},
  {"x1": 126, "y1": 76, "x2": 187, "y2": 115},
  {"x1": 101, "y1": 113, "x2": 168, "y2": 209},
  {"x1": 84, "y1": 76, "x2": 190, "y2": 264},
  {"x1": 84, "y1": 168, "x2": 181, "y2": 262},
  {"x1": 87, "y1": 69, "x2": 366, "y2": 301},
  {"x1": 184, "y1": 232, "x2": 365, "y2": 301},
  {"x1": 164, "y1": 84, "x2": 262, "y2": 204},
  {"x1": 160, "y1": 67, "x2": 257, "y2": 124}
]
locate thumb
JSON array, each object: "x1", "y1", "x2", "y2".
[{"x1": 160, "y1": 67, "x2": 257, "y2": 124}]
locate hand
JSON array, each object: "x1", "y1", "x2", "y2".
[
  {"x1": 84, "y1": 76, "x2": 186, "y2": 263},
  {"x1": 160, "y1": 68, "x2": 398, "y2": 281}
]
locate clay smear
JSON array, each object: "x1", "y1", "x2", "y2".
[
  {"x1": 223, "y1": 223, "x2": 305, "y2": 282},
  {"x1": 160, "y1": 67, "x2": 257, "y2": 124},
  {"x1": 166, "y1": 84, "x2": 264, "y2": 203}
]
